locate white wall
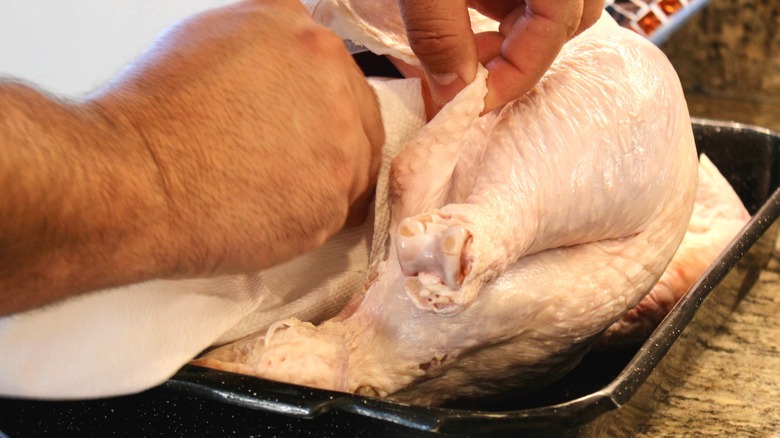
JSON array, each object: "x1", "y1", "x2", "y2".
[{"x1": 0, "y1": 0, "x2": 234, "y2": 97}]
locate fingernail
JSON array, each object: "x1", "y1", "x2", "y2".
[{"x1": 428, "y1": 73, "x2": 468, "y2": 108}]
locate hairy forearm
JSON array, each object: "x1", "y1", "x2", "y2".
[{"x1": 0, "y1": 81, "x2": 173, "y2": 315}]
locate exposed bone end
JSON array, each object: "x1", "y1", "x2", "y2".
[
  {"x1": 396, "y1": 217, "x2": 472, "y2": 285},
  {"x1": 396, "y1": 215, "x2": 478, "y2": 314}
]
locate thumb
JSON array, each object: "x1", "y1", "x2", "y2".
[{"x1": 397, "y1": 0, "x2": 478, "y2": 108}]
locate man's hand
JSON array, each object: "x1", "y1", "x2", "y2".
[
  {"x1": 0, "y1": 0, "x2": 383, "y2": 314},
  {"x1": 397, "y1": 0, "x2": 604, "y2": 112},
  {"x1": 93, "y1": 0, "x2": 384, "y2": 276}
]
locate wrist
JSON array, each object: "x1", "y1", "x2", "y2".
[
  {"x1": 73, "y1": 97, "x2": 181, "y2": 283},
  {"x1": 0, "y1": 82, "x2": 180, "y2": 315}
]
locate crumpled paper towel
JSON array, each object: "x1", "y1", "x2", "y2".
[{"x1": 0, "y1": 76, "x2": 426, "y2": 399}]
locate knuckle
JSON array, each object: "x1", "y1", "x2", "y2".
[
  {"x1": 314, "y1": 136, "x2": 356, "y2": 194},
  {"x1": 296, "y1": 23, "x2": 346, "y2": 56},
  {"x1": 405, "y1": 26, "x2": 463, "y2": 61}
]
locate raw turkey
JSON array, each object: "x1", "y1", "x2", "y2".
[
  {"x1": 599, "y1": 154, "x2": 750, "y2": 346},
  {"x1": 194, "y1": 7, "x2": 702, "y2": 404}
]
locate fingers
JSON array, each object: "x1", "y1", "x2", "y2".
[
  {"x1": 395, "y1": 0, "x2": 602, "y2": 112},
  {"x1": 397, "y1": 0, "x2": 479, "y2": 111},
  {"x1": 468, "y1": 0, "x2": 522, "y2": 22},
  {"x1": 579, "y1": 0, "x2": 606, "y2": 35},
  {"x1": 481, "y1": 0, "x2": 592, "y2": 111},
  {"x1": 474, "y1": 31, "x2": 503, "y2": 64}
]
